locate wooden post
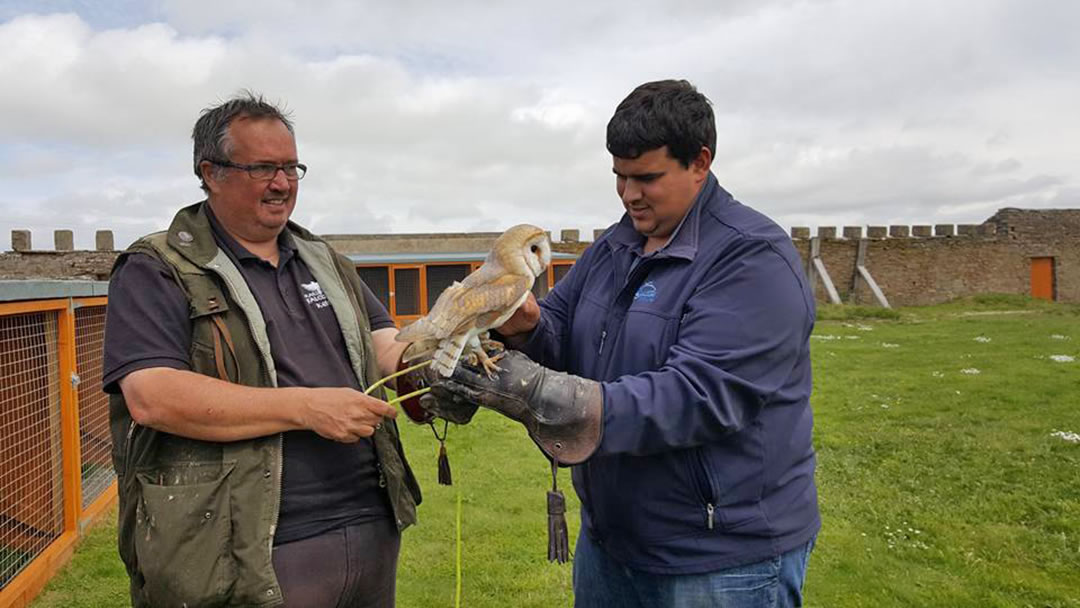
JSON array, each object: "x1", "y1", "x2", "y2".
[
  {"x1": 58, "y1": 300, "x2": 83, "y2": 532},
  {"x1": 809, "y1": 237, "x2": 842, "y2": 304}
]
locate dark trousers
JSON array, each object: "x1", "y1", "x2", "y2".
[{"x1": 272, "y1": 518, "x2": 401, "y2": 608}]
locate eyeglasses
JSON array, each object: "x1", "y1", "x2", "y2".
[{"x1": 208, "y1": 159, "x2": 307, "y2": 181}]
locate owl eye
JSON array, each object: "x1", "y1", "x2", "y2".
[{"x1": 530, "y1": 245, "x2": 539, "y2": 253}]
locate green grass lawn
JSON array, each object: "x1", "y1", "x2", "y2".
[{"x1": 28, "y1": 295, "x2": 1080, "y2": 607}]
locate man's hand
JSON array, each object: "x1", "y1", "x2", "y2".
[
  {"x1": 300, "y1": 388, "x2": 398, "y2": 443},
  {"x1": 425, "y1": 351, "x2": 603, "y2": 464},
  {"x1": 496, "y1": 292, "x2": 540, "y2": 337}
]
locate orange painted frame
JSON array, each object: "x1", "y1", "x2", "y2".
[
  {"x1": 421, "y1": 261, "x2": 472, "y2": 313},
  {"x1": 357, "y1": 262, "x2": 475, "y2": 327},
  {"x1": 354, "y1": 259, "x2": 576, "y2": 326},
  {"x1": 548, "y1": 261, "x2": 574, "y2": 291},
  {"x1": 389, "y1": 264, "x2": 425, "y2": 326},
  {"x1": 0, "y1": 297, "x2": 118, "y2": 608}
]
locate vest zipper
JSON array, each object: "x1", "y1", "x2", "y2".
[
  {"x1": 124, "y1": 420, "x2": 137, "y2": 474},
  {"x1": 706, "y1": 503, "x2": 715, "y2": 530},
  {"x1": 598, "y1": 330, "x2": 607, "y2": 356}
]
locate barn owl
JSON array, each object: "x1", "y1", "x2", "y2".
[{"x1": 396, "y1": 224, "x2": 552, "y2": 377}]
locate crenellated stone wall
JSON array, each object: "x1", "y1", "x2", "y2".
[
  {"x1": 0, "y1": 227, "x2": 597, "y2": 280},
  {"x1": 3, "y1": 208, "x2": 1078, "y2": 305},
  {"x1": 321, "y1": 229, "x2": 593, "y2": 257},
  {"x1": 1, "y1": 230, "x2": 119, "y2": 280},
  {"x1": 788, "y1": 210, "x2": 1080, "y2": 305}
]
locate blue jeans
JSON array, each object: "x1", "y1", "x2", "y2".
[{"x1": 573, "y1": 531, "x2": 816, "y2": 608}]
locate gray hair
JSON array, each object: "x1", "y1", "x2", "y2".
[{"x1": 191, "y1": 90, "x2": 295, "y2": 193}]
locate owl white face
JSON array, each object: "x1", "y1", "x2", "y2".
[{"x1": 522, "y1": 233, "x2": 552, "y2": 278}]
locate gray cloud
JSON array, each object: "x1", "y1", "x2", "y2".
[{"x1": 1, "y1": 0, "x2": 1078, "y2": 253}]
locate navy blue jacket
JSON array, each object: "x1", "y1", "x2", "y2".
[{"x1": 517, "y1": 174, "x2": 819, "y2": 574}]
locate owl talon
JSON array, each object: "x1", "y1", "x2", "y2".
[
  {"x1": 480, "y1": 335, "x2": 505, "y2": 356},
  {"x1": 473, "y1": 346, "x2": 504, "y2": 379}
]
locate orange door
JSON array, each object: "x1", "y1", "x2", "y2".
[{"x1": 1030, "y1": 257, "x2": 1054, "y2": 301}]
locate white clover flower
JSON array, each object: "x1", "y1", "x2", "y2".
[{"x1": 1050, "y1": 431, "x2": 1080, "y2": 443}]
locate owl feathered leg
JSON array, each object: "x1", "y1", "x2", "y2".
[
  {"x1": 479, "y1": 332, "x2": 505, "y2": 358},
  {"x1": 464, "y1": 334, "x2": 504, "y2": 379},
  {"x1": 432, "y1": 333, "x2": 471, "y2": 377}
]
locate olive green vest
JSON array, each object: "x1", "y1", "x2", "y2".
[{"x1": 108, "y1": 202, "x2": 421, "y2": 607}]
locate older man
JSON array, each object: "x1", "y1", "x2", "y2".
[
  {"x1": 103, "y1": 92, "x2": 420, "y2": 607},
  {"x1": 428, "y1": 80, "x2": 820, "y2": 607}
]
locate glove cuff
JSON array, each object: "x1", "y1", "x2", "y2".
[
  {"x1": 529, "y1": 373, "x2": 603, "y2": 465},
  {"x1": 397, "y1": 356, "x2": 435, "y2": 424}
]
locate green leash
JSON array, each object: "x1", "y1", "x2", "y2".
[
  {"x1": 456, "y1": 489, "x2": 463, "y2": 608},
  {"x1": 367, "y1": 359, "x2": 462, "y2": 604},
  {"x1": 363, "y1": 359, "x2": 433, "y2": 404}
]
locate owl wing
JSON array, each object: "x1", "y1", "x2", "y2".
[
  {"x1": 396, "y1": 271, "x2": 532, "y2": 344},
  {"x1": 428, "y1": 272, "x2": 531, "y2": 338}
]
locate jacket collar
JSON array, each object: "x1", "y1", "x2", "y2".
[
  {"x1": 204, "y1": 204, "x2": 298, "y2": 266},
  {"x1": 166, "y1": 201, "x2": 304, "y2": 269},
  {"x1": 607, "y1": 172, "x2": 726, "y2": 263}
]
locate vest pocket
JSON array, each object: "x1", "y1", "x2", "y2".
[{"x1": 135, "y1": 462, "x2": 236, "y2": 606}]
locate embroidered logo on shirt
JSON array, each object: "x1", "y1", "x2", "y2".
[
  {"x1": 634, "y1": 281, "x2": 657, "y2": 303},
  {"x1": 301, "y1": 281, "x2": 329, "y2": 309}
]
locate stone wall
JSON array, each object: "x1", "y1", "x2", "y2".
[
  {"x1": 794, "y1": 232, "x2": 1027, "y2": 306},
  {"x1": 0, "y1": 230, "x2": 118, "y2": 280},
  {"x1": 0, "y1": 251, "x2": 118, "y2": 281},
  {"x1": 985, "y1": 208, "x2": 1080, "y2": 303},
  {"x1": 322, "y1": 228, "x2": 594, "y2": 257},
  {"x1": 3, "y1": 208, "x2": 1078, "y2": 305},
  {"x1": 790, "y1": 209, "x2": 1080, "y2": 305}
]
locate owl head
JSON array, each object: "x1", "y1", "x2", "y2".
[{"x1": 493, "y1": 224, "x2": 551, "y2": 278}]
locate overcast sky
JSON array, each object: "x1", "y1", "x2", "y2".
[{"x1": 2, "y1": 0, "x2": 1077, "y2": 250}]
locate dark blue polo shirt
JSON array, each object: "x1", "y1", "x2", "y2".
[{"x1": 103, "y1": 204, "x2": 395, "y2": 545}]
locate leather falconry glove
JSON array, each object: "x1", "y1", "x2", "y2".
[
  {"x1": 423, "y1": 350, "x2": 603, "y2": 465},
  {"x1": 393, "y1": 356, "x2": 477, "y2": 485},
  {"x1": 395, "y1": 357, "x2": 478, "y2": 425}
]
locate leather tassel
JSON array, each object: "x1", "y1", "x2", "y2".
[
  {"x1": 547, "y1": 458, "x2": 570, "y2": 563},
  {"x1": 432, "y1": 420, "x2": 452, "y2": 486},
  {"x1": 437, "y1": 441, "x2": 452, "y2": 486}
]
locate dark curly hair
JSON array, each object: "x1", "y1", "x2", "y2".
[{"x1": 606, "y1": 79, "x2": 715, "y2": 168}]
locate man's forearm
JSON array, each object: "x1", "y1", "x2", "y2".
[
  {"x1": 119, "y1": 367, "x2": 395, "y2": 443},
  {"x1": 120, "y1": 368, "x2": 307, "y2": 441},
  {"x1": 372, "y1": 327, "x2": 409, "y2": 378}
]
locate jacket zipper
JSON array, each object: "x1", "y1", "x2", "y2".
[
  {"x1": 688, "y1": 448, "x2": 718, "y2": 531},
  {"x1": 597, "y1": 258, "x2": 655, "y2": 379}
]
